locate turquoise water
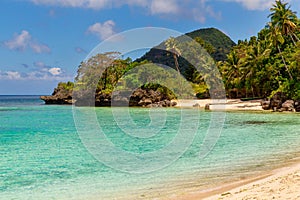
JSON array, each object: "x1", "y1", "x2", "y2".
[{"x1": 1, "y1": 96, "x2": 300, "y2": 199}]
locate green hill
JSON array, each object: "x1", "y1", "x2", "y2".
[
  {"x1": 185, "y1": 28, "x2": 236, "y2": 61},
  {"x1": 136, "y1": 27, "x2": 236, "y2": 83}
]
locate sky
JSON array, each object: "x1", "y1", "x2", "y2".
[{"x1": 0, "y1": 0, "x2": 299, "y2": 95}]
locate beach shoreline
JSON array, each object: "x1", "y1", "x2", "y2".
[
  {"x1": 173, "y1": 99, "x2": 264, "y2": 111},
  {"x1": 174, "y1": 159, "x2": 300, "y2": 200}
]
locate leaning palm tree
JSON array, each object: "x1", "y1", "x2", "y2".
[
  {"x1": 165, "y1": 37, "x2": 182, "y2": 76},
  {"x1": 269, "y1": 0, "x2": 299, "y2": 44},
  {"x1": 268, "y1": 23, "x2": 293, "y2": 80},
  {"x1": 165, "y1": 37, "x2": 184, "y2": 96}
]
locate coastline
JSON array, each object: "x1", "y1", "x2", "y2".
[{"x1": 175, "y1": 159, "x2": 300, "y2": 200}]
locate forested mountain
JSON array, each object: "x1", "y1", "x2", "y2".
[
  {"x1": 186, "y1": 28, "x2": 236, "y2": 61},
  {"x1": 138, "y1": 28, "x2": 235, "y2": 63}
]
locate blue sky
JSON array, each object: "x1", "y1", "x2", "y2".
[{"x1": 0, "y1": 0, "x2": 299, "y2": 95}]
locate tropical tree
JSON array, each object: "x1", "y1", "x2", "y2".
[
  {"x1": 165, "y1": 37, "x2": 182, "y2": 76},
  {"x1": 240, "y1": 38, "x2": 271, "y2": 97},
  {"x1": 269, "y1": 0, "x2": 299, "y2": 44},
  {"x1": 267, "y1": 23, "x2": 293, "y2": 79}
]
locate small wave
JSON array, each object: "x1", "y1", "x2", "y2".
[{"x1": 0, "y1": 107, "x2": 20, "y2": 111}]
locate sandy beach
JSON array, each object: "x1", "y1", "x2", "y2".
[
  {"x1": 172, "y1": 161, "x2": 300, "y2": 200},
  {"x1": 203, "y1": 162, "x2": 300, "y2": 200},
  {"x1": 173, "y1": 99, "x2": 264, "y2": 111}
]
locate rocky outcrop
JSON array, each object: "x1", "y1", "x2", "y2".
[
  {"x1": 131, "y1": 88, "x2": 174, "y2": 107},
  {"x1": 270, "y1": 92, "x2": 287, "y2": 111},
  {"x1": 294, "y1": 100, "x2": 300, "y2": 112},
  {"x1": 40, "y1": 83, "x2": 73, "y2": 105},
  {"x1": 40, "y1": 95, "x2": 73, "y2": 104},
  {"x1": 279, "y1": 100, "x2": 295, "y2": 112},
  {"x1": 261, "y1": 92, "x2": 299, "y2": 112},
  {"x1": 261, "y1": 100, "x2": 271, "y2": 110},
  {"x1": 41, "y1": 87, "x2": 177, "y2": 107}
]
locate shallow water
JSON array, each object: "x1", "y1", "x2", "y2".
[{"x1": 1, "y1": 96, "x2": 300, "y2": 199}]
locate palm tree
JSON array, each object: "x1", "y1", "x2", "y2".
[
  {"x1": 267, "y1": 23, "x2": 293, "y2": 79},
  {"x1": 240, "y1": 39, "x2": 271, "y2": 97},
  {"x1": 269, "y1": 0, "x2": 299, "y2": 44},
  {"x1": 221, "y1": 49, "x2": 242, "y2": 97},
  {"x1": 165, "y1": 37, "x2": 181, "y2": 76}
]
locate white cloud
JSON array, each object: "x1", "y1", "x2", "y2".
[
  {"x1": 29, "y1": 0, "x2": 220, "y2": 22},
  {"x1": 29, "y1": 0, "x2": 277, "y2": 26},
  {"x1": 30, "y1": 42, "x2": 51, "y2": 53},
  {"x1": 6, "y1": 71, "x2": 22, "y2": 80},
  {"x1": 3, "y1": 30, "x2": 51, "y2": 53},
  {"x1": 34, "y1": 61, "x2": 47, "y2": 68},
  {"x1": 150, "y1": 0, "x2": 178, "y2": 14},
  {"x1": 221, "y1": 0, "x2": 274, "y2": 10},
  {"x1": 31, "y1": 0, "x2": 111, "y2": 9},
  {"x1": 3, "y1": 30, "x2": 31, "y2": 51},
  {"x1": 87, "y1": 20, "x2": 116, "y2": 40},
  {"x1": 0, "y1": 63, "x2": 70, "y2": 81},
  {"x1": 48, "y1": 67, "x2": 62, "y2": 75}
]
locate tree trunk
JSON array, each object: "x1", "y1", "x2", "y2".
[
  {"x1": 173, "y1": 54, "x2": 180, "y2": 75},
  {"x1": 277, "y1": 46, "x2": 293, "y2": 80}
]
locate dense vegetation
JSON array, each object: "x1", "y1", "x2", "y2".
[
  {"x1": 219, "y1": 0, "x2": 300, "y2": 99},
  {"x1": 186, "y1": 28, "x2": 236, "y2": 61},
  {"x1": 45, "y1": 0, "x2": 300, "y2": 105}
]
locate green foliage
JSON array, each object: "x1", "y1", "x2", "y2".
[
  {"x1": 58, "y1": 81, "x2": 74, "y2": 91},
  {"x1": 219, "y1": 0, "x2": 300, "y2": 99},
  {"x1": 186, "y1": 28, "x2": 236, "y2": 61}
]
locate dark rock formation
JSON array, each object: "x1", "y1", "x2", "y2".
[
  {"x1": 269, "y1": 92, "x2": 287, "y2": 111},
  {"x1": 280, "y1": 100, "x2": 295, "y2": 112},
  {"x1": 41, "y1": 87, "x2": 177, "y2": 107},
  {"x1": 261, "y1": 92, "x2": 300, "y2": 112},
  {"x1": 294, "y1": 100, "x2": 300, "y2": 112},
  {"x1": 261, "y1": 100, "x2": 271, "y2": 110},
  {"x1": 129, "y1": 88, "x2": 176, "y2": 107},
  {"x1": 40, "y1": 83, "x2": 73, "y2": 105}
]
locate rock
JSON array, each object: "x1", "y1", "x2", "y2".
[
  {"x1": 40, "y1": 95, "x2": 73, "y2": 105},
  {"x1": 294, "y1": 100, "x2": 300, "y2": 112},
  {"x1": 164, "y1": 100, "x2": 171, "y2": 107},
  {"x1": 281, "y1": 100, "x2": 294, "y2": 111},
  {"x1": 261, "y1": 100, "x2": 270, "y2": 110},
  {"x1": 138, "y1": 98, "x2": 152, "y2": 107},
  {"x1": 270, "y1": 92, "x2": 287, "y2": 111},
  {"x1": 193, "y1": 103, "x2": 200, "y2": 108},
  {"x1": 204, "y1": 103, "x2": 210, "y2": 110},
  {"x1": 41, "y1": 83, "x2": 177, "y2": 107},
  {"x1": 171, "y1": 101, "x2": 177, "y2": 107}
]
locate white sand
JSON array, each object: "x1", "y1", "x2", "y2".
[
  {"x1": 203, "y1": 162, "x2": 300, "y2": 200},
  {"x1": 173, "y1": 99, "x2": 263, "y2": 111}
]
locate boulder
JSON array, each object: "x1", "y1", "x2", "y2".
[
  {"x1": 294, "y1": 100, "x2": 300, "y2": 112},
  {"x1": 261, "y1": 100, "x2": 270, "y2": 110},
  {"x1": 204, "y1": 103, "x2": 210, "y2": 110},
  {"x1": 280, "y1": 100, "x2": 294, "y2": 112},
  {"x1": 270, "y1": 92, "x2": 287, "y2": 111},
  {"x1": 193, "y1": 103, "x2": 200, "y2": 108}
]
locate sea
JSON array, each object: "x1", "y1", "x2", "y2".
[{"x1": 1, "y1": 95, "x2": 300, "y2": 200}]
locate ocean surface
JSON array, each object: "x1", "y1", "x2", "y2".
[{"x1": 1, "y1": 95, "x2": 300, "y2": 200}]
